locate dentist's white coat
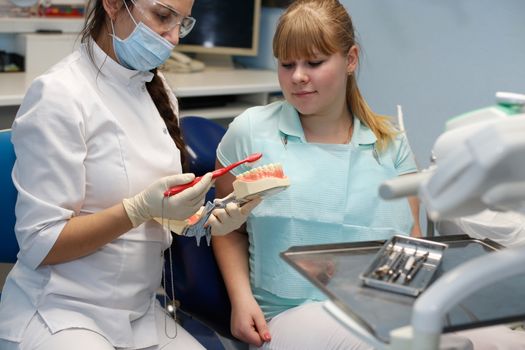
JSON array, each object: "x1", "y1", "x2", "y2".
[{"x1": 0, "y1": 41, "x2": 182, "y2": 349}]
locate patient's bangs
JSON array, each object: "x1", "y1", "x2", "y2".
[{"x1": 274, "y1": 10, "x2": 337, "y2": 61}]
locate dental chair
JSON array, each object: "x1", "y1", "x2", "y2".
[
  {"x1": 0, "y1": 129, "x2": 20, "y2": 296},
  {"x1": 0, "y1": 129, "x2": 19, "y2": 264},
  {"x1": 164, "y1": 116, "x2": 247, "y2": 350}
]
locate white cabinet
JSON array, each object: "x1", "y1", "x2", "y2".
[
  {"x1": 0, "y1": 17, "x2": 280, "y2": 124},
  {"x1": 0, "y1": 68, "x2": 280, "y2": 117},
  {"x1": 15, "y1": 33, "x2": 78, "y2": 81},
  {"x1": 1, "y1": 17, "x2": 81, "y2": 81},
  {"x1": 0, "y1": 17, "x2": 84, "y2": 34},
  {"x1": 0, "y1": 16, "x2": 81, "y2": 116}
]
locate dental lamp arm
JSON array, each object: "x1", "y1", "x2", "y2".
[
  {"x1": 380, "y1": 113, "x2": 525, "y2": 221},
  {"x1": 420, "y1": 115, "x2": 525, "y2": 220}
]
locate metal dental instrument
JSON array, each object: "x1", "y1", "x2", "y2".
[
  {"x1": 379, "y1": 249, "x2": 402, "y2": 280},
  {"x1": 405, "y1": 251, "x2": 430, "y2": 284},
  {"x1": 371, "y1": 244, "x2": 394, "y2": 279},
  {"x1": 398, "y1": 250, "x2": 417, "y2": 284},
  {"x1": 387, "y1": 248, "x2": 405, "y2": 281}
]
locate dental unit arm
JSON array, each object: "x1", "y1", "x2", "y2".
[
  {"x1": 378, "y1": 92, "x2": 525, "y2": 350},
  {"x1": 380, "y1": 91, "x2": 525, "y2": 220}
]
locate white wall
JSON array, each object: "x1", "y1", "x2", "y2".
[{"x1": 342, "y1": 0, "x2": 525, "y2": 167}]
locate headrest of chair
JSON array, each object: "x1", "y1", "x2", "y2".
[
  {"x1": 0, "y1": 129, "x2": 20, "y2": 263},
  {"x1": 180, "y1": 117, "x2": 226, "y2": 176}
]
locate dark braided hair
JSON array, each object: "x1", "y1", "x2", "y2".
[
  {"x1": 146, "y1": 69, "x2": 186, "y2": 167},
  {"x1": 81, "y1": 0, "x2": 187, "y2": 167}
]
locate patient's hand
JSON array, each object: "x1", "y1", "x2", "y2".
[{"x1": 230, "y1": 295, "x2": 271, "y2": 346}]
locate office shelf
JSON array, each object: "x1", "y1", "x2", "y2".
[{"x1": 0, "y1": 17, "x2": 83, "y2": 33}]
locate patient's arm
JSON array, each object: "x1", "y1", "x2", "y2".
[
  {"x1": 408, "y1": 195, "x2": 422, "y2": 237},
  {"x1": 212, "y1": 160, "x2": 270, "y2": 346}
]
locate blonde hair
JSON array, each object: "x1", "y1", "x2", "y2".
[{"x1": 272, "y1": 0, "x2": 396, "y2": 150}]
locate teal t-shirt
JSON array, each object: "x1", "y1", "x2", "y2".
[{"x1": 217, "y1": 100, "x2": 417, "y2": 319}]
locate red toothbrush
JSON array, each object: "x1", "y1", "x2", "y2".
[{"x1": 164, "y1": 152, "x2": 263, "y2": 197}]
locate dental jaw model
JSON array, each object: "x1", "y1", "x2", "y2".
[
  {"x1": 233, "y1": 163, "x2": 290, "y2": 201},
  {"x1": 157, "y1": 162, "x2": 290, "y2": 245}
]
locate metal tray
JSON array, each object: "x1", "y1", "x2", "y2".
[
  {"x1": 281, "y1": 235, "x2": 525, "y2": 344},
  {"x1": 359, "y1": 235, "x2": 448, "y2": 296}
]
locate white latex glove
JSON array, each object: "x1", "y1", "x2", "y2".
[
  {"x1": 206, "y1": 193, "x2": 262, "y2": 236},
  {"x1": 123, "y1": 173, "x2": 213, "y2": 227}
]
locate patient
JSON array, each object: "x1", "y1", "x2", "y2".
[
  {"x1": 211, "y1": 1, "x2": 525, "y2": 349},
  {"x1": 213, "y1": 1, "x2": 423, "y2": 349}
]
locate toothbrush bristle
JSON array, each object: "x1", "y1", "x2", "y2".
[{"x1": 237, "y1": 163, "x2": 286, "y2": 182}]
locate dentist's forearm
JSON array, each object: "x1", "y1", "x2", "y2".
[{"x1": 41, "y1": 203, "x2": 133, "y2": 266}]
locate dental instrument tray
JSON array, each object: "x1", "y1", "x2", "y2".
[
  {"x1": 281, "y1": 235, "x2": 520, "y2": 344},
  {"x1": 359, "y1": 235, "x2": 448, "y2": 296}
]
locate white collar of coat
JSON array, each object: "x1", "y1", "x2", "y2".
[{"x1": 82, "y1": 40, "x2": 154, "y2": 88}]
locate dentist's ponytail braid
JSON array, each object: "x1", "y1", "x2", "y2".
[{"x1": 146, "y1": 70, "x2": 187, "y2": 168}]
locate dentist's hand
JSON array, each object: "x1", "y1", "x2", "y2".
[
  {"x1": 123, "y1": 173, "x2": 213, "y2": 227},
  {"x1": 206, "y1": 193, "x2": 262, "y2": 236}
]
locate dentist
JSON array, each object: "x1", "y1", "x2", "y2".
[{"x1": 0, "y1": 0, "x2": 255, "y2": 349}]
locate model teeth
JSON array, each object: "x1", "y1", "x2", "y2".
[
  {"x1": 237, "y1": 163, "x2": 285, "y2": 181},
  {"x1": 233, "y1": 163, "x2": 290, "y2": 200}
]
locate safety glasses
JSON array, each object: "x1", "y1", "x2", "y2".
[{"x1": 130, "y1": 0, "x2": 196, "y2": 38}]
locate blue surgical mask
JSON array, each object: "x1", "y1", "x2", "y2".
[{"x1": 111, "y1": 2, "x2": 174, "y2": 71}]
